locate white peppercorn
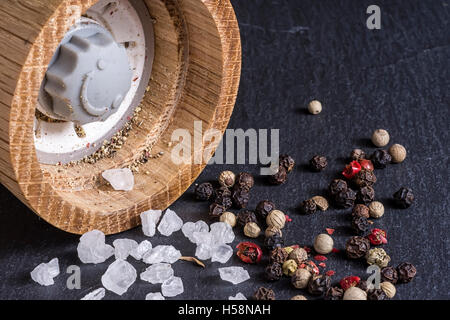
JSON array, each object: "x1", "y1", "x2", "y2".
[
  {"x1": 312, "y1": 196, "x2": 329, "y2": 211},
  {"x1": 219, "y1": 211, "x2": 236, "y2": 227},
  {"x1": 289, "y1": 247, "x2": 308, "y2": 264},
  {"x1": 371, "y1": 129, "x2": 390, "y2": 147},
  {"x1": 265, "y1": 226, "x2": 282, "y2": 238},
  {"x1": 266, "y1": 210, "x2": 286, "y2": 229},
  {"x1": 368, "y1": 201, "x2": 385, "y2": 218},
  {"x1": 291, "y1": 295, "x2": 307, "y2": 300},
  {"x1": 380, "y1": 281, "x2": 396, "y2": 298},
  {"x1": 244, "y1": 222, "x2": 261, "y2": 238},
  {"x1": 389, "y1": 144, "x2": 407, "y2": 163},
  {"x1": 291, "y1": 268, "x2": 312, "y2": 289},
  {"x1": 218, "y1": 170, "x2": 236, "y2": 188},
  {"x1": 308, "y1": 100, "x2": 322, "y2": 115},
  {"x1": 313, "y1": 234, "x2": 334, "y2": 255},
  {"x1": 343, "y1": 287, "x2": 367, "y2": 300}
]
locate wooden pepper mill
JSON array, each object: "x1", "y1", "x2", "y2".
[{"x1": 0, "y1": 0, "x2": 241, "y2": 234}]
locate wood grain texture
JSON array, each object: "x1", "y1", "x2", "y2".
[{"x1": 0, "y1": 0, "x2": 241, "y2": 234}]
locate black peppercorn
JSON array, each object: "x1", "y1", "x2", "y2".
[
  {"x1": 352, "y1": 204, "x2": 370, "y2": 218},
  {"x1": 370, "y1": 149, "x2": 392, "y2": 169},
  {"x1": 368, "y1": 289, "x2": 387, "y2": 300},
  {"x1": 268, "y1": 166, "x2": 288, "y2": 185},
  {"x1": 324, "y1": 286, "x2": 344, "y2": 300},
  {"x1": 334, "y1": 188, "x2": 357, "y2": 208},
  {"x1": 351, "y1": 216, "x2": 369, "y2": 235},
  {"x1": 354, "y1": 169, "x2": 377, "y2": 187},
  {"x1": 214, "y1": 186, "x2": 231, "y2": 199},
  {"x1": 254, "y1": 287, "x2": 275, "y2": 300},
  {"x1": 264, "y1": 233, "x2": 284, "y2": 251},
  {"x1": 279, "y1": 154, "x2": 295, "y2": 173},
  {"x1": 300, "y1": 199, "x2": 317, "y2": 215},
  {"x1": 310, "y1": 155, "x2": 328, "y2": 172},
  {"x1": 232, "y1": 187, "x2": 250, "y2": 209},
  {"x1": 381, "y1": 266, "x2": 398, "y2": 284},
  {"x1": 236, "y1": 172, "x2": 254, "y2": 190},
  {"x1": 357, "y1": 280, "x2": 370, "y2": 293},
  {"x1": 329, "y1": 179, "x2": 348, "y2": 196},
  {"x1": 213, "y1": 195, "x2": 233, "y2": 210},
  {"x1": 350, "y1": 149, "x2": 366, "y2": 161},
  {"x1": 194, "y1": 182, "x2": 214, "y2": 201},
  {"x1": 345, "y1": 236, "x2": 370, "y2": 259},
  {"x1": 255, "y1": 200, "x2": 276, "y2": 220},
  {"x1": 397, "y1": 262, "x2": 417, "y2": 283},
  {"x1": 237, "y1": 210, "x2": 257, "y2": 227},
  {"x1": 269, "y1": 247, "x2": 289, "y2": 264},
  {"x1": 307, "y1": 274, "x2": 331, "y2": 296},
  {"x1": 209, "y1": 203, "x2": 225, "y2": 218},
  {"x1": 265, "y1": 263, "x2": 283, "y2": 281},
  {"x1": 357, "y1": 185, "x2": 375, "y2": 204},
  {"x1": 393, "y1": 187, "x2": 414, "y2": 208}
]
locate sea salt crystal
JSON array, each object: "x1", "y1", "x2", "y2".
[
  {"x1": 210, "y1": 222, "x2": 234, "y2": 244},
  {"x1": 81, "y1": 288, "x2": 106, "y2": 300},
  {"x1": 211, "y1": 244, "x2": 233, "y2": 264},
  {"x1": 30, "y1": 258, "x2": 60, "y2": 286},
  {"x1": 113, "y1": 239, "x2": 138, "y2": 260},
  {"x1": 157, "y1": 209, "x2": 183, "y2": 236},
  {"x1": 192, "y1": 231, "x2": 213, "y2": 246},
  {"x1": 140, "y1": 263, "x2": 174, "y2": 284},
  {"x1": 229, "y1": 292, "x2": 247, "y2": 300},
  {"x1": 129, "y1": 240, "x2": 152, "y2": 260},
  {"x1": 143, "y1": 245, "x2": 181, "y2": 264},
  {"x1": 140, "y1": 210, "x2": 162, "y2": 237},
  {"x1": 77, "y1": 230, "x2": 114, "y2": 264},
  {"x1": 195, "y1": 243, "x2": 212, "y2": 260},
  {"x1": 145, "y1": 292, "x2": 165, "y2": 300},
  {"x1": 101, "y1": 259, "x2": 137, "y2": 296},
  {"x1": 219, "y1": 267, "x2": 250, "y2": 285},
  {"x1": 161, "y1": 276, "x2": 184, "y2": 297},
  {"x1": 182, "y1": 221, "x2": 209, "y2": 243},
  {"x1": 102, "y1": 168, "x2": 134, "y2": 191}
]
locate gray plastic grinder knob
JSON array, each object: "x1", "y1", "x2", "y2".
[{"x1": 43, "y1": 24, "x2": 132, "y2": 125}]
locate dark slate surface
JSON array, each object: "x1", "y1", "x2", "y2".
[{"x1": 0, "y1": 0, "x2": 449, "y2": 300}]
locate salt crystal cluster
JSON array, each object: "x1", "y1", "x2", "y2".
[
  {"x1": 219, "y1": 267, "x2": 250, "y2": 285},
  {"x1": 113, "y1": 239, "x2": 138, "y2": 260},
  {"x1": 102, "y1": 168, "x2": 134, "y2": 191},
  {"x1": 157, "y1": 209, "x2": 183, "y2": 236},
  {"x1": 161, "y1": 276, "x2": 184, "y2": 297},
  {"x1": 145, "y1": 292, "x2": 165, "y2": 300},
  {"x1": 101, "y1": 259, "x2": 137, "y2": 295},
  {"x1": 129, "y1": 240, "x2": 152, "y2": 260},
  {"x1": 143, "y1": 245, "x2": 181, "y2": 264},
  {"x1": 140, "y1": 263, "x2": 174, "y2": 284},
  {"x1": 140, "y1": 210, "x2": 162, "y2": 237},
  {"x1": 183, "y1": 221, "x2": 234, "y2": 264},
  {"x1": 229, "y1": 292, "x2": 247, "y2": 300},
  {"x1": 81, "y1": 288, "x2": 106, "y2": 300},
  {"x1": 77, "y1": 230, "x2": 114, "y2": 264},
  {"x1": 30, "y1": 258, "x2": 60, "y2": 286}
]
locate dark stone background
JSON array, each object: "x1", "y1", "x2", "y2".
[{"x1": 0, "y1": 0, "x2": 448, "y2": 300}]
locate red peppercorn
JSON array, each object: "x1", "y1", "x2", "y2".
[
  {"x1": 236, "y1": 242, "x2": 262, "y2": 264},
  {"x1": 367, "y1": 228, "x2": 387, "y2": 245},
  {"x1": 359, "y1": 159, "x2": 374, "y2": 171},
  {"x1": 298, "y1": 260, "x2": 320, "y2": 275},
  {"x1": 342, "y1": 161, "x2": 362, "y2": 179},
  {"x1": 340, "y1": 276, "x2": 361, "y2": 290}
]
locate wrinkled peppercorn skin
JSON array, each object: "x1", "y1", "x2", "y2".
[
  {"x1": 393, "y1": 187, "x2": 414, "y2": 208},
  {"x1": 236, "y1": 172, "x2": 254, "y2": 190},
  {"x1": 352, "y1": 204, "x2": 370, "y2": 218},
  {"x1": 325, "y1": 286, "x2": 344, "y2": 300},
  {"x1": 268, "y1": 166, "x2": 288, "y2": 185},
  {"x1": 371, "y1": 149, "x2": 392, "y2": 169},
  {"x1": 237, "y1": 210, "x2": 257, "y2": 227},
  {"x1": 357, "y1": 186, "x2": 375, "y2": 204},
  {"x1": 232, "y1": 187, "x2": 250, "y2": 209},
  {"x1": 265, "y1": 263, "x2": 283, "y2": 281},
  {"x1": 310, "y1": 155, "x2": 328, "y2": 172},
  {"x1": 397, "y1": 262, "x2": 417, "y2": 283},
  {"x1": 346, "y1": 236, "x2": 371, "y2": 259},
  {"x1": 300, "y1": 199, "x2": 317, "y2": 215},
  {"x1": 264, "y1": 233, "x2": 284, "y2": 251},
  {"x1": 254, "y1": 287, "x2": 275, "y2": 300},
  {"x1": 194, "y1": 182, "x2": 214, "y2": 201},
  {"x1": 352, "y1": 216, "x2": 369, "y2": 235},
  {"x1": 269, "y1": 248, "x2": 289, "y2": 264},
  {"x1": 368, "y1": 289, "x2": 387, "y2": 300},
  {"x1": 354, "y1": 169, "x2": 377, "y2": 187},
  {"x1": 357, "y1": 280, "x2": 370, "y2": 292},
  {"x1": 255, "y1": 200, "x2": 276, "y2": 220},
  {"x1": 214, "y1": 186, "x2": 231, "y2": 199},
  {"x1": 329, "y1": 179, "x2": 348, "y2": 196},
  {"x1": 334, "y1": 188, "x2": 357, "y2": 208},
  {"x1": 307, "y1": 275, "x2": 331, "y2": 296},
  {"x1": 213, "y1": 195, "x2": 233, "y2": 210},
  {"x1": 381, "y1": 266, "x2": 398, "y2": 284},
  {"x1": 279, "y1": 154, "x2": 295, "y2": 173},
  {"x1": 209, "y1": 203, "x2": 225, "y2": 217}
]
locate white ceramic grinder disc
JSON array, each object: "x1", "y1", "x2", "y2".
[{"x1": 34, "y1": 0, "x2": 154, "y2": 164}]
